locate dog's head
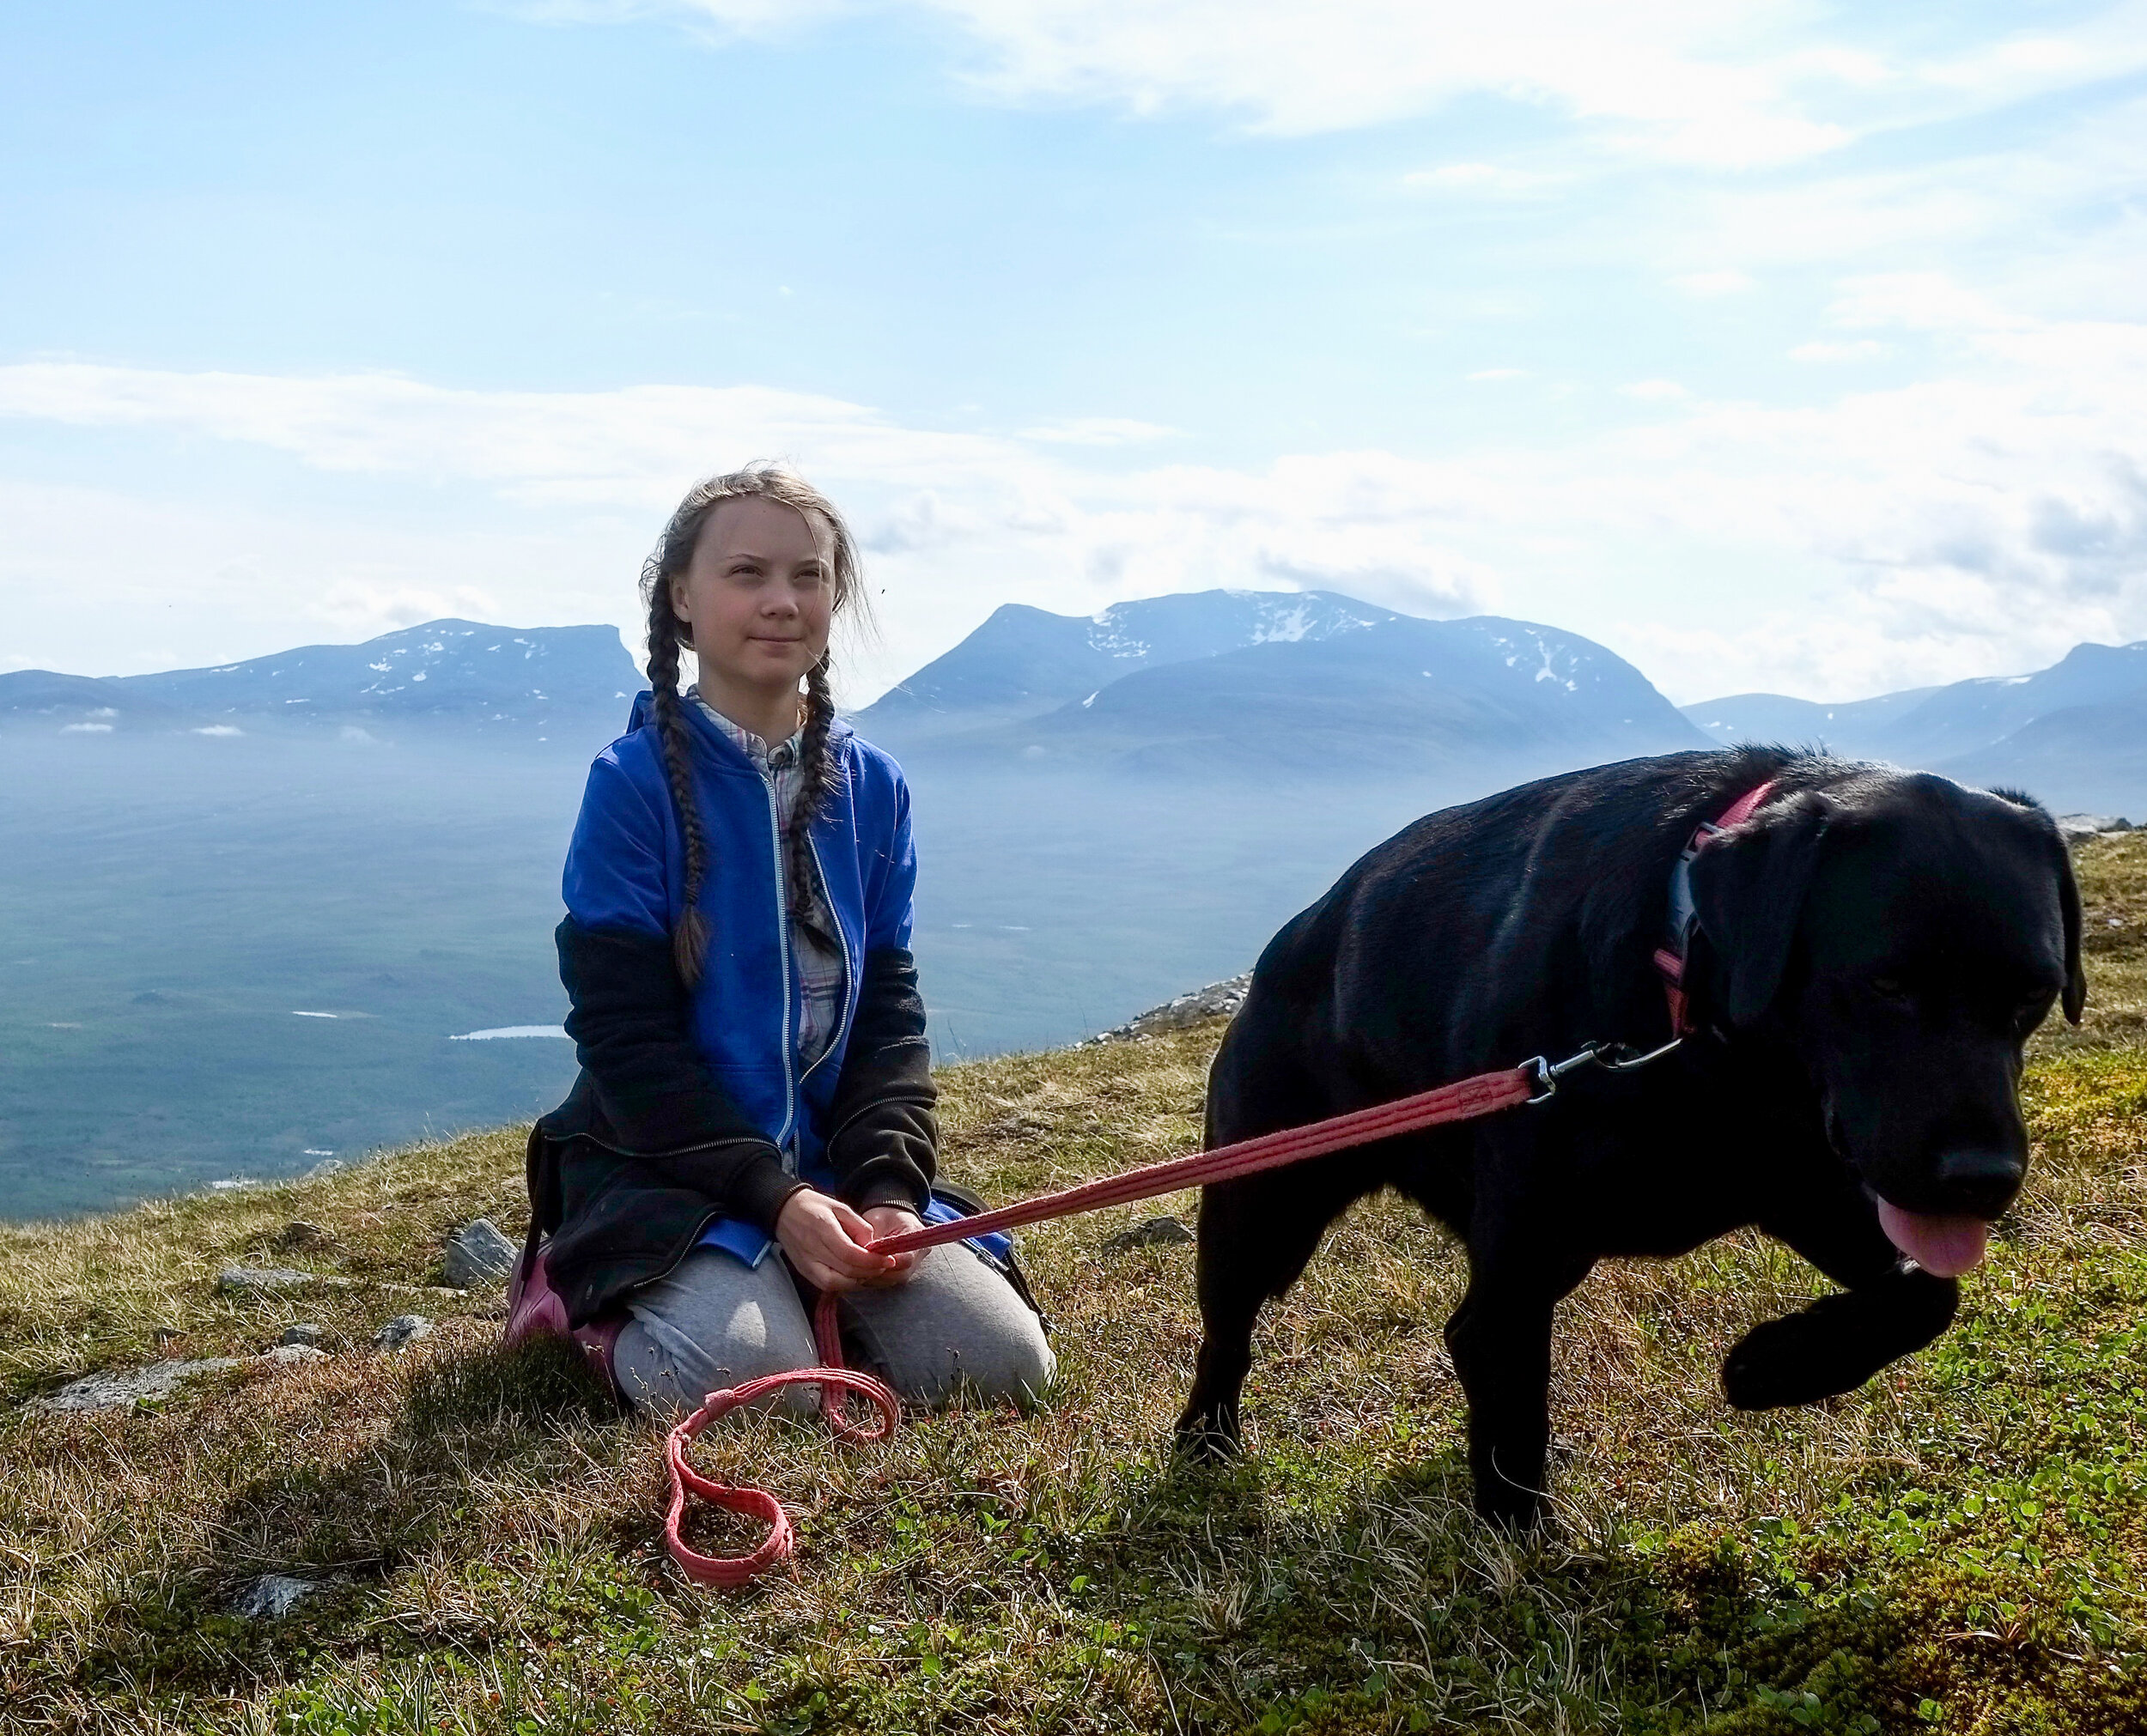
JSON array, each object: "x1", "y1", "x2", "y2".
[{"x1": 1687, "y1": 770, "x2": 2084, "y2": 1276}]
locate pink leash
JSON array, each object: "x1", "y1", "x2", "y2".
[{"x1": 663, "y1": 1061, "x2": 1536, "y2": 1585}]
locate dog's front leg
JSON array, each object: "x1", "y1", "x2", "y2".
[
  {"x1": 1445, "y1": 1242, "x2": 1595, "y2": 1530},
  {"x1": 1721, "y1": 1189, "x2": 1959, "y2": 1411}
]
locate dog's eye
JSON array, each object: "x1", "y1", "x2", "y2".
[{"x1": 2015, "y1": 994, "x2": 2053, "y2": 1032}]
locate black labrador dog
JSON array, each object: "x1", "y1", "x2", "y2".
[{"x1": 1176, "y1": 747, "x2": 2084, "y2": 1526}]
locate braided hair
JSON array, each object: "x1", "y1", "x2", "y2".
[{"x1": 639, "y1": 464, "x2": 867, "y2": 986}]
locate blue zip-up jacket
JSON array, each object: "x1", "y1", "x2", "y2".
[{"x1": 526, "y1": 693, "x2": 940, "y2": 1327}]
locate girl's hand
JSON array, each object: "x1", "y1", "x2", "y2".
[
  {"x1": 858, "y1": 1205, "x2": 925, "y2": 1287},
  {"x1": 775, "y1": 1190, "x2": 900, "y2": 1293}
]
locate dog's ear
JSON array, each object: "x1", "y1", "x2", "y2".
[
  {"x1": 1688, "y1": 792, "x2": 1837, "y2": 1029},
  {"x1": 2056, "y1": 839, "x2": 2087, "y2": 1025}
]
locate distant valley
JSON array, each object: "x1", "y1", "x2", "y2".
[{"x1": 3, "y1": 591, "x2": 2139, "y2": 1219}]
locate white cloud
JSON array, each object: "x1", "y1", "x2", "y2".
[
  {"x1": 1670, "y1": 269, "x2": 1755, "y2": 298},
  {"x1": 1826, "y1": 271, "x2": 2022, "y2": 334},
  {"x1": 1018, "y1": 416, "x2": 1181, "y2": 445},
  {"x1": 1403, "y1": 162, "x2": 1560, "y2": 195},
  {"x1": 611, "y1": 1, "x2": 2147, "y2": 163},
  {"x1": 317, "y1": 583, "x2": 504, "y2": 634},
  {"x1": 1620, "y1": 379, "x2": 1692, "y2": 400},
  {"x1": 1789, "y1": 339, "x2": 1889, "y2": 363},
  {"x1": 3, "y1": 297, "x2": 2145, "y2": 704}
]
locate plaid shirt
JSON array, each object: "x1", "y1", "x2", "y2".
[{"x1": 690, "y1": 691, "x2": 846, "y2": 1084}]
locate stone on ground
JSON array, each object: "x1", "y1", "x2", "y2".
[
  {"x1": 277, "y1": 1323, "x2": 325, "y2": 1348},
  {"x1": 29, "y1": 1342, "x2": 331, "y2": 1413},
  {"x1": 30, "y1": 1358, "x2": 242, "y2": 1413},
  {"x1": 441, "y1": 1218, "x2": 518, "y2": 1288},
  {"x1": 217, "y1": 1266, "x2": 313, "y2": 1296},
  {"x1": 233, "y1": 1575, "x2": 321, "y2": 1619},
  {"x1": 372, "y1": 1314, "x2": 432, "y2": 1350},
  {"x1": 1086, "y1": 974, "x2": 1252, "y2": 1044},
  {"x1": 1103, "y1": 1214, "x2": 1197, "y2": 1253}
]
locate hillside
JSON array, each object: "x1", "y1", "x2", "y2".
[
  {"x1": 3, "y1": 833, "x2": 2142, "y2": 1733},
  {"x1": 0, "y1": 620, "x2": 640, "y2": 741},
  {"x1": 1682, "y1": 640, "x2": 2147, "y2": 811},
  {"x1": 863, "y1": 598, "x2": 1706, "y2": 777}
]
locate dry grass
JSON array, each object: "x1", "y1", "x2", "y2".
[{"x1": 2, "y1": 836, "x2": 2144, "y2": 1734}]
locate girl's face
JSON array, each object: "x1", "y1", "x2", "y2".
[{"x1": 672, "y1": 495, "x2": 836, "y2": 704}]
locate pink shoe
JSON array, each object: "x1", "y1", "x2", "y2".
[{"x1": 504, "y1": 1244, "x2": 624, "y2": 1393}]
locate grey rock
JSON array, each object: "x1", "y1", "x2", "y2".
[
  {"x1": 234, "y1": 1574, "x2": 321, "y2": 1619},
  {"x1": 372, "y1": 1314, "x2": 433, "y2": 1351},
  {"x1": 27, "y1": 1343, "x2": 336, "y2": 1415},
  {"x1": 304, "y1": 1156, "x2": 345, "y2": 1178},
  {"x1": 1085, "y1": 974, "x2": 1252, "y2": 1044},
  {"x1": 217, "y1": 1266, "x2": 313, "y2": 1296},
  {"x1": 277, "y1": 1323, "x2": 325, "y2": 1349},
  {"x1": 30, "y1": 1357, "x2": 242, "y2": 1412},
  {"x1": 1103, "y1": 1214, "x2": 1196, "y2": 1253},
  {"x1": 2058, "y1": 813, "x2": 2134, "y2": 844},
  {"x1": 441, "y1": 1218, "x2": 517, "y2": 1289}
]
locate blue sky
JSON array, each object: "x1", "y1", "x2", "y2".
[{"x1": 3, "y1": 1, "x2": 2144, "y2": 703}]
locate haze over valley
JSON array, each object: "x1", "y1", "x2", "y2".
[{"x1": 4, "y1": 592, "x2": 2141, "y2": 1220}]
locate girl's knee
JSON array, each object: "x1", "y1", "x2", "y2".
[
  {"x1": 615, "y1": 1253, "x2": 820, "y2": 1419},
  {"x1": 849, "y1": 1251, "x2": 1055, "y2": 1406},
  {"x1": 615, "y1": 1314, "x2": 822, "y2": 1420},
  {"x1": 975, "y1": 1315, "x2": 1055, "y2": 1406}
]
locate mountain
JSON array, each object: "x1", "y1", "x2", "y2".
[
  {"x1": 1680, "y1": 687, "x2": 1943, "y2": 750},
  {"x1": 1682, "y1": 639, "x2": 2147, "y2": 774},
  {"x1": 0, "y1": 620, "x2": 641, "y2": 741},
  {"x1": 1940, "y1": 695, "x2": 2147, "y2": 818},
  {"x1": 859, "y1": 590, "x2": 1397, "y2": 741},
  {"x1": 867, "y1": 600, "x2": 1706, "y2": 778}
]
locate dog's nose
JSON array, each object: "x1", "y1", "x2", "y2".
[{"x1": 1934, "y1": 1149, "x2": 2025, "y2": 1217}]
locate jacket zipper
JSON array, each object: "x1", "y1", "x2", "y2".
[
  {"x1": 757, "y1": 771, "x2": 799, "y2": 1158},
  {"x1": 642, "y1": 1205, "x2": 728, "y2": 1288},
  {"x1": 797, "y1": 826, "x2": 855, "y2": 1091}
]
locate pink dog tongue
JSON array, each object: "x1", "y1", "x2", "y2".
[{"x1": 1876, "y1": 1200, "x2": 1991, "y2": 1277}]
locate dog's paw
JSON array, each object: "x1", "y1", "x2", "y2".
[
  {"x1": 1721, "y1": 1315, "x2": 1868, "y2": 1410},
  {"x1": 1171, "y1": 1413, "x2": 1242, "y2": 1466},
  {"x1": 1472, "y1": 1490, "x2": 1552, "y2": 1535}
]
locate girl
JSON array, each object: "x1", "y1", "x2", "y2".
[{"x1": 508, "y1": 464, "x2": 1052, "y2": 1417}]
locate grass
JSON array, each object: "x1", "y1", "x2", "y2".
[{"x1": 3, "y1": 832, "x2": 2144, "y2": 1734}]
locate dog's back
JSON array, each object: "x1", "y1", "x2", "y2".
[{"x1": 1212, "y1": 749, "x2": 1769, "y2": 1143}]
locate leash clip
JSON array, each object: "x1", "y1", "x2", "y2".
[
  {"x1": 1597, "y1": 1036, "x2": 1685, "y2": 1073},
  {"x1": 1524, "y1": 1042, "x2": 1605, "y2": 1103},
  {"x1": 1524, "y1": 1035, "x2": 1685, "y2": 1103}
]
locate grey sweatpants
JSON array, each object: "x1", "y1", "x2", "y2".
[{"x1": 615, "y1": 1240, "x2": 1054, "y2": 1418}]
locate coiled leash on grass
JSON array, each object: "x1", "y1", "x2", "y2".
[{"x1": 666, "y1": 1059, "x2": 1558, "y2": 1586}]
